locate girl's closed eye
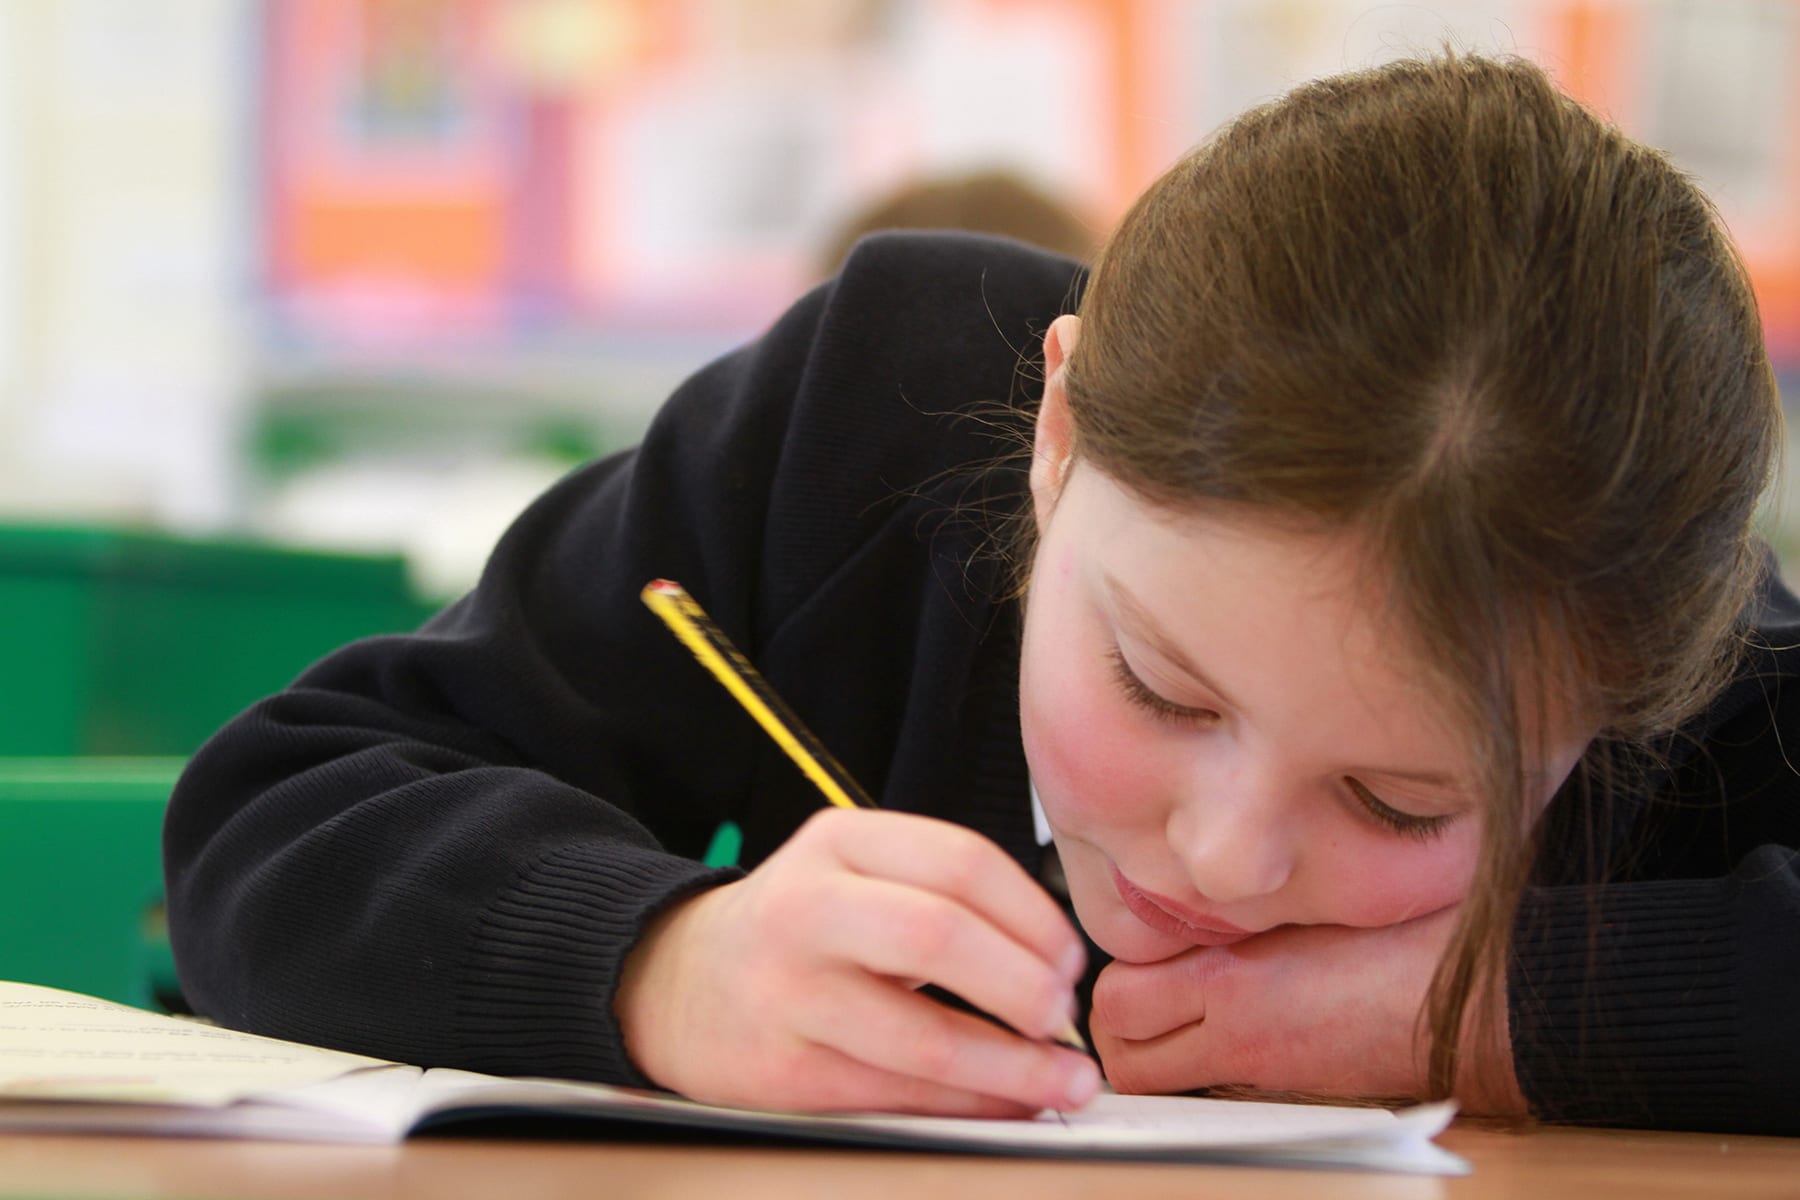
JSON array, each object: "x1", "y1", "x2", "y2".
[
  {"x1": 1105, "y1": 645, "x2": 1217, "y2": 723},
  {"x1": 1344, "y1": 777, "x2": 1455, "y2": 842},
  {"x1": 1106, "y1": 644, "x2": 1456, "y2": 842}
]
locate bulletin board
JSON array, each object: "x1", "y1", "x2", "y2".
[
  {"x1": 256, "y1": 0, "x2": 1800, "y2": 361},
  {"x1": 257, "y1": 0, "x2": 1136, "y2": 345},
  {"x1": 262, "y1": 0, "x2": 520, "y2": 343}
]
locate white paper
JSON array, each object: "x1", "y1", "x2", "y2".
[
  {"x1": 0, "y1": 981, "x2": 1468, "y2": 1174},
  {"x1": 410, "y1": 1073, "x2": 1465, "y2": 1174}
]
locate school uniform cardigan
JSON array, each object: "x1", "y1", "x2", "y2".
[{"x1": 164, "y1": 231, "x2": 1800, "y2": 1135}]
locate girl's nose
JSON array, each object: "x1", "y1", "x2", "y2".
[{"x1": 1165, "y1": 771, "x2": 1297, "y2": 904}]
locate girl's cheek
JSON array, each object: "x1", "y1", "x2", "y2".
[
  {"x1": 1021, "y1": 642, "x2": 1165, "y2": 832},
  {"x1": 1323, "y1": 837, "x2": 1480, "y2": 927}
]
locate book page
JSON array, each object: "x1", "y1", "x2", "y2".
[{"x1": 0, "y1": 980, "x2": 393, "y2": 1107}]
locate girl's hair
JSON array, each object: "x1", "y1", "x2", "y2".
[{"x1": 1061, "y1": 52, "x2": 1780, "y2": 1099}]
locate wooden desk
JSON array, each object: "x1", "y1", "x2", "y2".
[{"x1": 1, "y1": 1122, "x2": 1797, "y2": 1200}]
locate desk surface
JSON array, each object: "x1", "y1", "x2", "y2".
[{"x1": 2, "y1": 1121, "x2": 1798, "y2": 1200}]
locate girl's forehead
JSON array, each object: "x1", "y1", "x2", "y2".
[
  {"x1": 1075, "y1": 475, "x2": 1425, "y2": 688},
  {"x1": 1075, "y1": 469, "x2": 1384, "y2": 614}
]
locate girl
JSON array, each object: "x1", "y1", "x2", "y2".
[{"x1": 165, "y1": 53, "x2": 1800, "y2": 1133}]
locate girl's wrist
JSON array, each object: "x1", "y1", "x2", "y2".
[{"x1": 614, "y1": 885, "x2": 728, "y2": 1088}]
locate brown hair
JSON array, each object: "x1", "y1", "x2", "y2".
[{"x1": 1059, "y1": 53, "x2": 1780, "y2": 1101}]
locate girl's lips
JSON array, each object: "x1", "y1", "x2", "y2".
[{"x1": 1110, "y1": 864, "x2": 1256, "y2": 947}]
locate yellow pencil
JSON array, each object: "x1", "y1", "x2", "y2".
[
  {"x1": 640, "y1": 579, "x2": 875, "y2": 810},
  {"x1": 639, "y1": 578, "x2": 1089, "y2": 1055}
]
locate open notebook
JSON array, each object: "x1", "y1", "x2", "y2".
[{"x1": 0, "y1": 981, "x2": 1465, "y2": 1175}]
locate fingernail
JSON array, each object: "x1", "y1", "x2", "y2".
[
  {"x1": 1063, "y1": 1061, "x2": 1101, "y2": 1110},
  {"x1": 1061, "y1": 942, "x2": 1086, "y2": 980}
]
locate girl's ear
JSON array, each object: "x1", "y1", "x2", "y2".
[{"x1": 1031, "y1": 314, "x2": 1081, "y2": 529}]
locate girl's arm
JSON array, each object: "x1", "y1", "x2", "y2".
[
  {"x1": 1509, "y1": 569, "x2": 1800, "y2": 1135},
  {"x1": 162, "y1": 232, "x2": 1092, "y2": 1104},
  {"x1": 162, "y1": 300, "x2": 813, "y2": 1080}
]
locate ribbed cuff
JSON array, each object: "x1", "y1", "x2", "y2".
[
  {"x1": 449, "y1": 841, "x2": 740, "y2": 1086},
  {"x1": 1509, "y1": 876, "x2": 1745, "y2": 1128}
]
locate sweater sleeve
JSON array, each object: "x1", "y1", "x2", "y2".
[
  {"x1": 163, "y1": 282, "x2": 832, "y2": 1083},
  {"x1": 1508, "y1": 569, "x2": 1800, "y2": 1135}
]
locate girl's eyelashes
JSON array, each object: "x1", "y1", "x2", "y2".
[
  {"x1": 1105, "y1": 644, "x2": 1457, "y2": 842},
  {"x1": 1344, "y1": 777, "x2": 1454, "y2": 842},
  {"x1": 1105, "y1": 645, "x2": 1217, "y2": 723}
]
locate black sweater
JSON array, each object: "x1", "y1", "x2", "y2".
[{"x1": 164, "y1": 232, "x2": 1800, "y2": 1134}]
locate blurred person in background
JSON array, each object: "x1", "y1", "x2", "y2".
[{"x1": 817, "y1": 169, "x2": 1099, "y2": 273}]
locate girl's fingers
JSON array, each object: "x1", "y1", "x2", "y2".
[
  {"x1": 1093, "y1": 1017, "x2": 1218, "y2": 1096},
  {"x1": 810, "y1": 810, "x2": 1087, "y2": 981},
  {"x1": 808, "y1": 873, "x2": 1078, "y2": 1045},
  {"x1": 1089, "y1": 951, "x2": 1216, "y2": 1041},
  {"x1": 767, "y1": 1038, "x2": 1041, "y2": 1118},
  {"x1": 800, "y1": 969, "x2": 1101, "y2": 1114},
  {"x1": 644, "y1": 811, "x2": 1097, "y2": 1116}
]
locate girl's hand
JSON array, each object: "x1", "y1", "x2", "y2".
[
  {"x1": 1087, "y1": 907, "x2": 1528, "y2": 1113},
  {"x1": 615, "y1": 809, "x2": 1101, "y2": 1116}
]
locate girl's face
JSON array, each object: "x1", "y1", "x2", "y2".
[{"x1": 1019, "y1": 320, "x2": 1594, "y2": 966}]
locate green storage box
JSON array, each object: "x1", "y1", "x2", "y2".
[
  {"x1": 0, "y1": 525, "x2": 436, "y2": 757},
  {"x1": 0, "y1": 758, "x2": 184, "y2": 1007}
]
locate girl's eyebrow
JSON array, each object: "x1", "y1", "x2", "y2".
[{"x1": 1103, "y1": 572, "x2": 1241, "y2": 710}]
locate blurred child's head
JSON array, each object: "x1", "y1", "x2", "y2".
[
  {"x1": 1017, "y1": 52, "x2": 1779, "y2": 1098},
  {"x1": 819, "y1": 169, "x2": 1096, "y2": 275}
]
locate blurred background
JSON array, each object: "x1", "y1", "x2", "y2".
[
  {"x1": 0, "y1": 0, "x2": 1797, "y2": 1011},
  {"x1": 1, "y1": 0, "x2": 1796, "y2": 600}
]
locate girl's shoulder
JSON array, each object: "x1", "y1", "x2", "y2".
[
  {"x1": 805, "y1": 229, "x2": 1088, "y2": 441},
  {"x1": 750, "y1": 232, "x2": 1087, "y2": 614}
]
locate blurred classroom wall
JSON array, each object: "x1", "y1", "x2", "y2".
[
  {"x1": 0, "y1": 1, "x2": 247, "y2": 530},
  {"x1": 0, "y1": 0, "x2": 1796, "y2": 600}
]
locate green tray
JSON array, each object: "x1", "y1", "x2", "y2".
[
  {"x1": 0, "y1": 757, "x2": 184, "y2": 1008},
  {"x1": 0, "y1": 524, "x2": 435, "y2": 757}
]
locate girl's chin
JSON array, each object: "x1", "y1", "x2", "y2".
[{"x1": 1085, "y1": 909, "x2": 1200, "y2": 965}]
